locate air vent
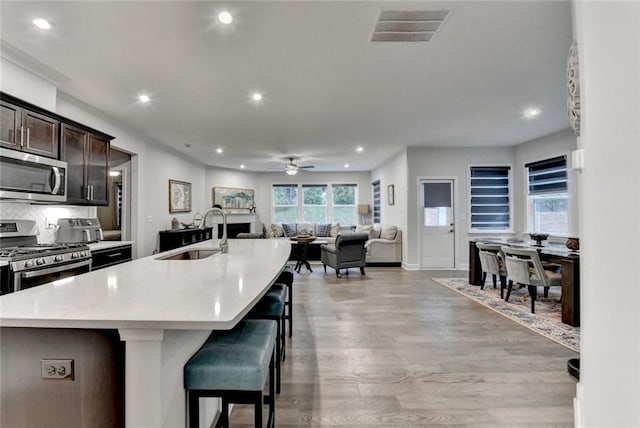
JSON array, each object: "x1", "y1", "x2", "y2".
[{"x1": 372, "y1": 10, "x2": 449, "y2": 42}]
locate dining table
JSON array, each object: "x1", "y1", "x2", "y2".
[{"x1": 468, "y1": 239, "x2": 580, "y2": 327}]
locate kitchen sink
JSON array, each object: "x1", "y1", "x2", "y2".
[{"x1": 156, "y1": 249, "x2": 221, "y2": 260}]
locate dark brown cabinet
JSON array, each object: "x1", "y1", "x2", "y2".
[
  {"x1": 158, "y1": 228, "x2": 213, "y2": 252},
  {"x1": 61, "y1": 124, "x2": 111, "y2": 206},
  {"x1": 0, "y1": 100, "x2": 59, "y2": 158},
  {"x1": 91, "y1": 244, "x2": 133, "y2": 270}
]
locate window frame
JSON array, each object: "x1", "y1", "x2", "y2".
[
  {"x1": 525, "y1": 154, "x2": 570, "y2": 237},
  {"x1": 301, "y1": 184, "x2": 328, "y2": 223},
  {"x1": 272, "y1": 184, "x2": 298, "y2": 224},
  {"x1": 468, "y1": 164, "x2": 514, "y2": 234},
  {"x1": 271, "y1": 182, "x2": 359, "y2": 225},
  {"x1": 331, "y1": 183, "x2": 358, "y2": 226}
]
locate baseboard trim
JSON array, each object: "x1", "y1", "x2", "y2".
[
  {"x1": 402, "y1": 262, "x2": 419, "y2": 271},
  {"x1": 366, "y1": 262, "x2": 401, "y2": 267},
  {"x1": 574, "y1": 382, "x2": 583, "y2": 428}
]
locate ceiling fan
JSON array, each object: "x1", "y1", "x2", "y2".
[{"x1": 270, "y1": 157, "x2": 316, "y2": 175}]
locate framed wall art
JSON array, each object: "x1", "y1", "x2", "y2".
[
  {"x1": 212, "y1": 187, "x2": 255, "y2": 210},
  {"x1": 169, "y1": 179, "x2": 192, "y2": 213}
]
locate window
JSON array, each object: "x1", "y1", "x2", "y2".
[
  {"x1": 526, "y1": 156, "x2": 568, "y2": 235},
  {"x1": 372, "y1": 180, "x2": 381, "y2": 224},
  {"x1": 272, "y1": 183, "x2": 358, "y2": 224},
  {"x1": 332, "y1": 184, "x2": 357, "y2": 225},
  {"x1": 469, "y1": 166, "x2": 512, "y2": 231},
  {"x1": 272, "y1": 184, "x2": 297, "y2": 223},
  {"x1": 302, "y1": 185, "x2": 327, "y2": 223}
]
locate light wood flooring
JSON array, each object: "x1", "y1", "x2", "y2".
[{"x1": 232, "y1": 267, "x2": 577, "y2": 427}]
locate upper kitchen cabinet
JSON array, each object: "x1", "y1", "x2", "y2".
[
  {"x1": 0, "y1": 99, "x2": 60, "y2": 159},
  {"x1": 61, "y1": 124, "x2": 111, "y2": 206}
]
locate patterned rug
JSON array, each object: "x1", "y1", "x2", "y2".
[{"x1": 432, "y1": 277, "x2": 580, "y2": 353}]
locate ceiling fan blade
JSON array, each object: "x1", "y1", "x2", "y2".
[{"x1": 297, "y1": 165, "x2": 315, "y2": 169}]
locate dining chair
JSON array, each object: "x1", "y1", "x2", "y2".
[
  {"x1": 475, "y1": 242, "x2": 507, "y2": 298},
  {"x1": 501, "y1": 246, "x2": 562, "y2": 313}
]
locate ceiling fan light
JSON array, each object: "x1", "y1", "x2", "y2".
[{"x1": 286, "y1": 169, "x2": 298, "y2": 176}]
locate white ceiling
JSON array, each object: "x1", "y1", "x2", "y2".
[{"x1": 0, "y1": 1, "x2": 573, "y2": 172}]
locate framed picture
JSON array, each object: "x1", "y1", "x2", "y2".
[
  {"x1": 168, "y1": 179, "x2": 192, "y2": 213},
  {"x1": 213, "y1": 187, "x2": 255, "y2": 210},
  {"x1": 388, "y1": 184, "x2": 395, "y2": 206}
]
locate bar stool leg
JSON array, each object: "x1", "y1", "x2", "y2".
[{"x1": 189, "y1": 391, "x2": 200, "y2": 428}]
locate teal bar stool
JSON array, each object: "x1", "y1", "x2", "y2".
[
  {"x1": 184, "y1": 320, "x2": 277, "y2": 428},
  {"x1": 245, "y1": 285, "x2": 286, "y2": 393},
  {"x1": 275, "y1": 267, "x2": 294, "y2": 338}
]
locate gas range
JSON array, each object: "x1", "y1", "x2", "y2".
[
  {"x1": 0, "y1": 243, "x2": 91, "y2": 272},
  {"x1": 0, "y1": 220, "x2": 93, "y2": 294}
]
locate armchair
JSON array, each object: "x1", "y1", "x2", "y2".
[{"x1": 320, "y1": 233, "x2": 368, "y2": 278}]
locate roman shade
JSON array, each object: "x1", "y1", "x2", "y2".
[
  {"x1": 526, "y1": 156, "x2": 568, "y2": 195},
  {"x1": 470, "y1": 166, "x2": 511, "y2": 230}
]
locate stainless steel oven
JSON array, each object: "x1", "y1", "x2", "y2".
[
  {"x1": 12, "y1": 258, "x2": 91, "y2": 292},
  {"x1": 0, "y1": 147, "x2": 67, "y2": 202},
  {"x1": 0, "y1": 220, "x2": 91, "y2": 294}
]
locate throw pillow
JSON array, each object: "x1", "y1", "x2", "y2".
[
  {"x1": 368, "y1": 227, "x2": 381, "y2": 240},
  {"x1": 270, "y1": 223, "x2": 285, "y2": 238},
  {"x1": 316, "y1": 223, "x2": 331, "y2": 237},
  {"x1": 282, "y1": 223, "x2": 297, "y2": 237},
  {"x1": 380, "y1": 224, "x2": 398, "y2": 240},
  {"x1": 329, "y1": 223, "x2": 340, "y2": 237}
]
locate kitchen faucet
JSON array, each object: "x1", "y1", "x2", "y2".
[{"x1": 198, "y1": 207, "x2": 228, "y2": 253}]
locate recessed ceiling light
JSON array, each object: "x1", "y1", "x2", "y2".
[
  {"x1": 138, "y1": 94, "x2": 150, "y2": 103},
  {"x1": 240, "y1": 164, "x2": 245, "y2": 169},
  {"x1": 216, "y1": 148, "x2": 223, "y2": 154},
  {"x1": 356, "y1": 146, "x2": 364, "y2": 152},
  {"x1": 523, "y1": 108, "x2": 541, "y2": 119},
  {"x1": 32, "y1": 18, "x2": 51, "y2": 30},
  {"x1": 344, "y1": 163, "x2": 350, "y2": 168},
  {"x1": 218, "y1": 11, "x2": 233, "y2": 24},
  {"x1": 251, "y1": 92, "x2": 263, "y2": 102}
]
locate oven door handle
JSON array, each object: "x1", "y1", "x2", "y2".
[
  {"x1": 51, "y1": 166, "x2": 61, "y2": 195},
  {"x1": 20, "y1": 260, "x2": 92, "y2": 279}
]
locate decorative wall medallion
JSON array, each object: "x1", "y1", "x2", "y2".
[{"x1": 567, "y1": 41, "x2": 581, "y2": 136}]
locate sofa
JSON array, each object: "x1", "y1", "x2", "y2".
[
  {"x1": 268, "y1": 222, "x2": 402, "y2": 265},
  {"x1": 355, "y1": 224, "x2": 402, "y2": 265}
]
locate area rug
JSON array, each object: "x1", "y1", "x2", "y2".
[{"x1": 432, "y1": 277, "x2": 580, "y2": 353}]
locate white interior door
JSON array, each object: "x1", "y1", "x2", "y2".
[{"x1": 420, "y1": 180, "x2": 455, "y2": 269}]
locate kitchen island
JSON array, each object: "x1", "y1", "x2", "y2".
[{"x1": 0, "y1": 238, "x2": 291, "y2": 428}]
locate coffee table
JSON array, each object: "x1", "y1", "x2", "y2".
[{"x1": 289, "y1": 236, "x2": 328, "y2": 273}]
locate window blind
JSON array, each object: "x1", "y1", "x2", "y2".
[
  {"x1": 470, "y1": 166, "x2": 511, "y2": 230},
  {"x1": 372, "y1": 180, "x2": 381, "y2": 224},
  {"x1": 526, "y1": 156, "x2": 568, "y2": 195}
]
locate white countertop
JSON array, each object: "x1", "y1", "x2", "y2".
[
  {"x1": 88, "y1": 240, "x2": 135, "y2": 251},
  {"x1": 0, "y1": 239, "x2": 291, "y2": 330}
]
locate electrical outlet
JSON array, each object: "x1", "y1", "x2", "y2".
[{"x1": 41, "y1": 359, "x2": 74, "y2": 380}]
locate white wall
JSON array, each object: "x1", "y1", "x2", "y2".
[
  {"x1": 514, "y1": 129, "x2": 578, "y2": 236},
  {"x1": 371, "y1": 149, "x2": 408, "y2": 260},
  {"x1": 0, "y1": 57, "x2": 57, "y2": 110},
  {"x1": 574, "y1": 1, "x2": 640, "y2": 426},
  {"x1": 405, "y1": 146, "x2": 516, "y2": 268}
]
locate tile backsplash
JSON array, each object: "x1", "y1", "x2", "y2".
[{"x1": 0, "y1": 202, "x2": 97, "y2": 244}]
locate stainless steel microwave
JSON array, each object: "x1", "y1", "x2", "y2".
[{"x1": 0, "y1": 147, "x2": 67, "y2": 202}]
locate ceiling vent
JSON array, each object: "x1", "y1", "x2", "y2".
[{"x1": 372, "y1": 10, "x2": 449, "y2": 42}]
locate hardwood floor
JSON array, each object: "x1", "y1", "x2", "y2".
[{"x1": 232, "y1": 267, "x2": 576, "y2": 427}]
